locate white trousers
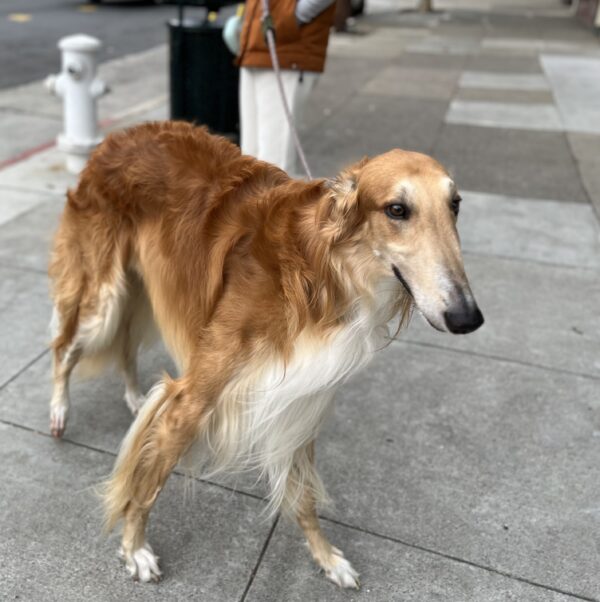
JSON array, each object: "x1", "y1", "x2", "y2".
[{"x1": 240, "y1": 67, "x2": 318, "y2": 174}]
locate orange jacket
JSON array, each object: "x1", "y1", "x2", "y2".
[{"x1": 238, "y1": 0, "x2": 335, "y2": 73}]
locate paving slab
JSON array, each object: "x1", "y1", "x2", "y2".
[
  {"x1": 246, "y1": 519, "x2": 578, "y2": 602},
  {"x1": 328, "y1": 28, "x2": 409, "y2": 59},
  {"x1": 404, "y1": 253, "x2": 600, "y2": 378},
  {"x1": 458, "y1": 190, "x2": 600, "y2": 269},
  {"x1": 465, "y1": 53, "x2": 543, "y2": 73},
  {"x1": 568, "y1": 131, "x2": 600, "y2": 160},
  {"x1": 96, "y1": 45, "x2": 167, "y2": 122},
  {"x1": 0, "y1": 192, "x2": 63, "y2": 272},
  {"x1": 362, "y1": 9, "x2": 445, "y2": 29},
  {"x1": 406, "y1": 35, "x2": 481, "y2": 55},
  {"x1": 455, "y1": 88, "x2": 555, "y2": 103},
  {"x1": 568, "y1": 132, "x2": 600, "y2": 221},
  {"x1": 0, "y1": 423, "x2": 271, "y2": 601},
  {"x1": 0, "y1": 80, "x2": 62, "y2": 120},
  {"x1": 305, "y1": 96, "x2": 448, "y2": 177},
  {"x1": 304, "y1": 56, "x2": 386, "y2": 132},
  {"x1": 0, "y1": 110, "x2": 60, "y2": 164},
  {"x1": 455, "y1": 88, "x2": 554, "y2": 105},
  {"x1": 445, "y1": 100, "x2": 563, "y2": 131},
  {"x1": 0, "y1": 186, "x2": 58, "y2": 229},
  {"x1": 459, "y1": 71, "x2": 550, "y2": 90},
  {"x1": 394, "y1": 51, "x2": 469, "y2": 70},
  {"x1": 0, "y1": 145, "x2": 77, "y2": 195},
  {"x1": 363, "y1": 65, "x2": 460, "y2": 100},
  {"x1": 316, "y1": 342, "x2": 600, "y2": 600},
  {"x1": 0, "y1": 265, "x2": 51, "y2": 387},
  {"x1": 433, "y1": 123, "x2": 589, "y2": 202},
  {"x1": 481, "y1": 37, "x2": 594, "y2": 55},
  {"x1": 541, "y1": 54, "x2": 600, "y2": 135}
]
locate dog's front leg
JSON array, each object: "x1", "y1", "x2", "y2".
[
  {"x1": 288, "y1": 441, "x2": 360, "y2": 589},
  {"x1": 103, "y1": 376, "x2": 214, "y2": 582}
]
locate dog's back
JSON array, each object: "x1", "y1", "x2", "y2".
[
  {"x1": 56, "y1": 121, "x2": 284, "y2": 237},
  {"x1": 51, "y1": 122, "x2": 285, "y2": 355}
]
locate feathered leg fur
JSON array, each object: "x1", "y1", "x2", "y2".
[
  {"x1": 103, "y1": 376, "x2": 219, "y2": 581},
  {"x1": 288, "y1": 442, "x2": 359, "y2": 589}
]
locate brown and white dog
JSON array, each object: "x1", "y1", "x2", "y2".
[{"x1": 48, "y1": 121, "x2": 483, "y2": 587}]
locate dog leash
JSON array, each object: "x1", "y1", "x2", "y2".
[{"x1": 260, "y1": 0, "x2": 313, "y2": 180}]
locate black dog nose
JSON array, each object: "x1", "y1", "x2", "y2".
[{"x1": 444, "y1": 305, "x2": 484, "y2": 334}]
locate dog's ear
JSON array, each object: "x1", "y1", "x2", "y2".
[
  {"x1": 327, "y1": 155, "x2": 369, "y2": 199},
  {"x1": 322, "y1": 156, "x2": 369, "y2": 243}
]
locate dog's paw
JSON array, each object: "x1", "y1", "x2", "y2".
[
  {"x1": 119, "y1": 543, "x2": 162, "y2": 582},
  {"x1": 323, "y1": 547, "x2": 360, "y2": 589},
  {"x1": 50, "y1": 405, "x2": 67, "y2": 438}
]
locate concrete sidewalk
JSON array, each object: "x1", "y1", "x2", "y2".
[{"x1": 1, "y1": 1, "x2": 600, "y2": 600}]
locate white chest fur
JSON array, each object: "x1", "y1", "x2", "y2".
[{"x1": 193, "y1": 301, "x2": 393, "y2": 513}]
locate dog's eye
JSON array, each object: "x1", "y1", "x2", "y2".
[
  {"x1": 385, "y1": 203, "x2": 409, "y2": 220},
  {"x1": 451, "y1": 196, "x2": 462, "y2": 216}
]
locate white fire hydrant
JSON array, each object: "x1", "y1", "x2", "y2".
[{"x1": 45, "y1": 34, "x2": 109, "y2": 174}]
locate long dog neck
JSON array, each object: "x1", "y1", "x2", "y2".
[{"x1": 262, "y1": 178, "x2": 404, "y2": 338}]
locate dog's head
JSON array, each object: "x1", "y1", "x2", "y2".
[{"x1": 326, "y1": 150, "x2": 483, "y2": 334}]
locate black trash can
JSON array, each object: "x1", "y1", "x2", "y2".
[{"x1": 168, "y1": 7, "x2": 239, "y2": 141}]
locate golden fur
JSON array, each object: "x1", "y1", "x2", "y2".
[{"x1": 48, "y1": 121, "x2": 481, "y2": 587}]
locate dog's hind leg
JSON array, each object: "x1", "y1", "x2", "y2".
[
  {"x1": 287, "y1": 441, "x2": 360, "y2": 589},
  {"x1": 117, "y1": 280, "x2": 154, "y2": 416},
  {"x1": 49, "y1": 264, "x2": 128, "y2": 437},
  {"x1": 50, "y1": 330, "x2": 82, "y2": 438},
  {"x1": 119, "y1": 328, "x2": 144, "y2": 415}
]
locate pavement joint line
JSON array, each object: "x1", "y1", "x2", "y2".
[
  {"x1": 396, "y1": 338, "x2": 600, "y2": 382},
  {"x1": 0, "y1": 348, "x2": 49, "y2": 393},
  {"x1": 239, "y1": 514, "x2": 280, "y2": 602},
  {"x1": 320, "y1": 515, "x2": 599, "y2": 602},
  {"x1": 462, "y1": 248, "x2": 600, "y2": 273}
]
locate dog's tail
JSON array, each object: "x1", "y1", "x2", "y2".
[{"x1": 102, "y1": 378, "x2": 175, "y2": 532}]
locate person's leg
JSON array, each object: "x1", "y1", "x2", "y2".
[
  {"x1": 239, "y1": 67, "x2": 258, "y2": 158},
  {"x1": 255, "y1": 70, "x2": 318, "y2": 174},
  {"x1": 254, "y1": 69, "x2": 293, "y2": 171}
]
